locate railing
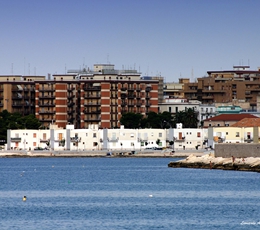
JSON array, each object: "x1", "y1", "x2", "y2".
[
  {"x1": 11, "y1": 137, "x2": 21, "y2": 142},
  {"x1": 107, "y1": 137, "x2": 119, "y2": 142}
]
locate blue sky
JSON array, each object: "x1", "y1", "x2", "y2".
[{"x1": 1, "y1": 0, "x2": 260, "y2": 82}]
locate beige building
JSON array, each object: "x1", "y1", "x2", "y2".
[
  {"x1": 208, "y1": 118, "x2": 260, "y2": 148},
  {"x1": 183, "y1": 66, "x2": 260, "y2": 111}
]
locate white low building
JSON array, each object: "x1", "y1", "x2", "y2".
[{"x1": 7, "y1": 124, "x2": 207, "y2": 151}]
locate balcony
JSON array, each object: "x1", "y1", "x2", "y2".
[
  {"x1": 84, "y1": 109, "x2": 101, "y2": 114},
  {"x1": 174, "y1": 137, "x2": 185, "y2": 142},
  {"x1": 40, "y1": 139, "x2": 49, "y2": 143},
  {"x1": 83, "y1": 86, "x2": 101, "y2": 91},
  {"x1": 244, "y1": 138, "x2": 253, "y2": 143},
  {"x1": 12, "y1": 95, "x2": 23, "y2": 100},
  {"x1": 107, "y1": 137, "x2": 119, "y2": 142},
  {"x1": 12, "y1": 103, "x2": 23, "y2": 107},
  {"x1": 68, "y1": 109, "x2": 75, "y2": 114},
  {"x1": 84, "y1": 116, "x2": 101, "y2": 121},
  {"x1": 38, "y1": 95, "x2": 55, "y2": 99},
  {"x1": 128, "y1": 94, "x2": 135, "y2": 99},
  {"x1": 138, "y1": 137, "x2": 148, "y2": 142},
  {"x1": 84, "y1": 101, "x2": 100, "y2": 106},
  {"x1": 84, "y1": 93, "x2": 100, "y2": 99},
  {"x1": 39, "y1": 118, "x2": 56, "y2": 122},
  {"x1": 11, "y1": 137, "x2": 21, "y2": 142},
  {"x1": 145, "y1": 86, "x2": 152, "y2": 92},
  {"x1": 68, "y1": 102, "x2": 75, "y2": 107},
  {"x1": 213, "y1": 136, "x2": 225, "y2": 143},
  {"x1": 39, "y1": 87, "x2": 55, "y2": 92},
  {"x1": 68, "y1": 94, "x2": 75, "y2": 99},
  {"x1": 12, "y1": 86, "x2": 23, "y2": 91},
  {"x1": 71, "y1": 137, "x2": 81, "y2": 143},
  {"x1": 38, "y1": 102, "x2": 55, "y2": 107},
  {"x1": 68, "y1": 87, "x2": 75, "y2": 92},
  {"x1": 39, "y1": 110, "x2": 55, "y2": 114}
]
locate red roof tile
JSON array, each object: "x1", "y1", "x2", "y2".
[
  {"x1": 231, "y1": 118, "x2": 260, "y2": 127},
  {"x1": 204, "y1": 114, "x2": 258, "y2": 122}
]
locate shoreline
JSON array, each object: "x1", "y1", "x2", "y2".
[
  {"x1": 0, "y1": 149, "x2": 206, "y2": 158},
  {"x1": 168, "y1": 153, "x2": 260, "y2": 173}
]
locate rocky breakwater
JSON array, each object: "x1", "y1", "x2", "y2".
[{"x1": 168, "y1": 153, "x2": 260, "y2": 172}]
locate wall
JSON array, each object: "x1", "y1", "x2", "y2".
[{"x1": 215, "y1": 143, "x2": 260, "y2": 158}]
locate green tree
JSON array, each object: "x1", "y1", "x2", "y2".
[
  {"x1": 173, "y1": 108, "x2": 199, "y2": 128},
  {"x1": 120, "y1": 112, "x2": 143, "y2": 128},
  {"x1": 0, "y1": 110, "x2": 41, "y2": 144}
]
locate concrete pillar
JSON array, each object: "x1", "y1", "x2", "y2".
[
  {"x1": 66, "y1": 129, "x2": 71, "y2": 150},
  {"x1": 7, "y1": 129, "x2": 10, "y2": 150}
]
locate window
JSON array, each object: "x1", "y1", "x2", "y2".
[
  {"x1": 169, "y1": 107, "x2": 171, "y2": 113},
  {"x1": 197, "y1": 132, "x2": 201, "y2": 137},
  {"x1": 159, "y1": 133, "x2": 162, "y2": 137},
  {"x1": 236, "y1": 132, "x2": 239, "y2": 137},
  {"x1": 93, "y1": 133, "x2": 96, "y2": 138},
  {"x1": 33, "y1": 133, "x2": 37, "y2": 138},
  {"x1": 175, "y1": 107, "x2": 178, "y2": 113},
  {"x1": 226, "y1": 132, "x2": 228, "y2": 135}
]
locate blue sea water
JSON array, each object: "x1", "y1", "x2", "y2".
[{"x1": 0, "y1": 157, "x2": 260, "y2": 230}]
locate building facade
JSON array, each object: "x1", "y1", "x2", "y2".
[
  {"x1": 183, "y1": 66, "x2": 260, "y2": 110},
  {"x1": 7, "y1": 124, "x2": 208, "y2": 151},
  {"x1": 0, "y1": 75, "x2": 46, "y2": 115},
  {"x1": 0, "y1": 64, "x2": 161, "y2": 129}
]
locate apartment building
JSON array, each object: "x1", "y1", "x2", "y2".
[
  {"x1": 35, "y1": 64, "x2": 160, "y2": 129},
  {"x1": 0, "y1": 64, "x2": 161, "y2": 129},
  {"x1": 183, "y1": 66, "x2": 260, "y2": 110},
  {"x1": 163, "y1": 78, "x2": 189, "y2": 98},
  {"x1": 0, "y1": 75, "x2": 45, "y2": 115}
]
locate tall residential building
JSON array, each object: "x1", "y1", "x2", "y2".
[
  {"x1": 0, "y1": 64, "x2": 161, "y2": 129},
  {"x1": 0, "y1": 75, "x2": 45, "y2": 115}
]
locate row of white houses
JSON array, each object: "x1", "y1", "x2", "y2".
[{"x1": 7, "y1": 124, "x2": 208, "y2": 151}]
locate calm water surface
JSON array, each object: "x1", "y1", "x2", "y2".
[{"x1": 0, "y1": 157, "x2": 260, "y2": 230}]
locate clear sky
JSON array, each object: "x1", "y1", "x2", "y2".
[{"x1": 1, "y1": 0, "x2": 260, "y2": 82}]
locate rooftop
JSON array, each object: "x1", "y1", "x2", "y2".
[
  {"x1": 204, "y1": 114, "x2": 258, "y2": 122},
  {"x1": 231, "y1": 118, "x2": 260, "y2": 127}
]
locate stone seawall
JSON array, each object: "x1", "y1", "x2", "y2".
[
  {"x1": 215, "y1": 143, "x2": 260, "y2": 158},
  {"x1": 168, "y1": 153, "x2": 260, "y2": 173}
]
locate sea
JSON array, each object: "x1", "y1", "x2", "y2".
[{"x1": 0, "y1": 157, "x2": 260, "y2": 230}]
